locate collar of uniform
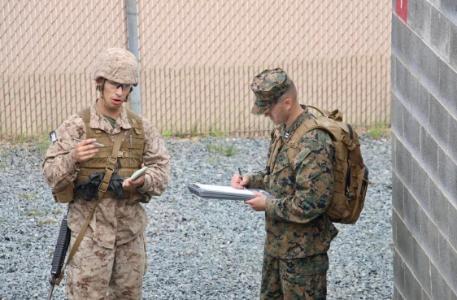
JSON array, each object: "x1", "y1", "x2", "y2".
[
  {"x1": 280, "y1": 106, "x2": 312, "y2": 140},
  {"x1": 89, "y1": 101, "x2": 133, "y2": 132}
]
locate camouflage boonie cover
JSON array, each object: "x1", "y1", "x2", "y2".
[
  {"x1": 247, "y1": 111, "x2": 338, "y2": 259},
  {"x1": 250, "y1": 68, "x2": 291, "y2": 114}
]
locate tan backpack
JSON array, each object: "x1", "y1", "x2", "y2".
[{"x1": 286, "y1": 106, "x2": 369, "y2": 224}]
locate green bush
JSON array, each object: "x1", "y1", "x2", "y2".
[
  {"x1": 366, "y1": 123, "x2": 390, "y2": 139},
  {"x1": 207, "y1": 143, "x2": 237, "y2": 157}
]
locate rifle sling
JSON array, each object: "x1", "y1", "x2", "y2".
[{"x1": 56, "y1": 133, "x2": 125, "y2": 284}]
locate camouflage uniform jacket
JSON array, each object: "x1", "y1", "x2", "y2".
[
  {"x1": 43, "y1": 102, "x2": 170, "y2": 249},
  {"x1": 248, "y1": 111, "x2": 338, "y2": 259}
]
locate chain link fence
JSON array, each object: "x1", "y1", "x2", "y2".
[
  {"x1": 0, "y1": 0, "x2": 127, "y2": 137},
  {"x1": 0, "y1": 0, "x2": 391, "y2": 137}
]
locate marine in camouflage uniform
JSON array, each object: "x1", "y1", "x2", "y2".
[
  {"x1": 43, "y1": 48, "x2": 170, "y2": 299},
  {"x1": 231, "y1": 68, "x2": 337, "y2": 300}
]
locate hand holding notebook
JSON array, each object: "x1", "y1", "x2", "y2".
[
  {"x1": 129, "y1": 166, "x2": 148, "y2": 181},
  {"x1": 188, "y1": 183, "x2": 269, "y2": 201}
]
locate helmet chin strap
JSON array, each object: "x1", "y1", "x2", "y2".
[
  {"x1": 124, "y1": 88, "x2": 133, "y2": 102},
  {"x1": 96, "y1": 79, "x2": 106, "y2": 101}
]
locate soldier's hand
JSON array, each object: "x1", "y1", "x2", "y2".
[
  {"x1": 231, "y1": 174, "x2": 249, "y2": 189},
  {"x1": 71, "y1": 139, "x2": 99, "y2": 163},
  {"x1": 122, "y1": 176, "x2": 145, "y2": 192},
  {"x1": 245, "y1": 192, "x2": 266, "y2": 211}
]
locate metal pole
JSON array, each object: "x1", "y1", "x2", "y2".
[{"x1": 125, "y1": 0, "x2": 141, "y2": 114}]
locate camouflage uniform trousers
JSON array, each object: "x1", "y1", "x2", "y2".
[
  {"x1": 66, "y1": 233, "x2": 147, "y2": 300},
  {"x1": 260, "y1": 253, "x2": 329, "y2": 300}
]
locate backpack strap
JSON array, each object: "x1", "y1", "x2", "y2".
[
  {"x1": 285, "y1": 117, "x2": 322, "y2": 165},
  {"x1": 267, "y1": 108, "x2": 338, "y2": 173},
  {"x1": 266, "y1": 128, "x2": 283, "y2": 175},
  {"x1": 307, "y1": 105, "x2": 343, "y2": 122}
]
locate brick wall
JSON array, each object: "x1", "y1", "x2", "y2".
[{"x1": 391, "y1": 0, "x2": 457, "y2": 299}]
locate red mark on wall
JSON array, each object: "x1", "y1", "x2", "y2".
[{"x1": 396, "y1": 0, "x2": 408, "y2": 22}]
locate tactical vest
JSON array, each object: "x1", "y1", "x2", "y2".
[
  {"x1": 76, "y1": 108, "x2": 145, "y2": 194},
  {"x1": 267, "y1": 106, "x2": 369, "y2": 224}
]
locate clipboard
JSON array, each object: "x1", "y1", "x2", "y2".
[{"x1": 188, "y1": 183, "x2": 269, "y2": 201}]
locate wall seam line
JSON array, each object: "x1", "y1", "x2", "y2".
[
  {"x1": 393, "y1": 7, "x2": 457, "y2": 75},
  {"x1": 392, "y1": 73, "x2": 457, "y2": 167},
  {"x1": 392, "y1": 246, "x2": 433, "y2": 299},
  {"x1": 392, "y1": 132, "x2": 457, "y2": 251},
  {"x1": 392, "y1": 53, "x2": 457, "y2": 124}
]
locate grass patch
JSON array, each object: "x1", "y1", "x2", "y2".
[
  {"x1": 37, "y1": 218, "x2": 58, "y2": 226},
  {"x1": 161, "y1": 126, "x2": 226, "y2": 138},
  {"x1": 174, "y1": 131, "x2": 191, "y2": 138},
  {"x1": 190, "y1": 124, "x2": 199, "y2": 137},
  {"x1": 1, "y1": 133, "x2": 51, "y2": 155},
  {"x1": 161, "y1": 129, "x2": 200, "y2": 138},
  {"x1": 208, "y1": 127, "x2": 225, "y2": 137},
  {"x1": 162, "y1": 130, "x2": 174, "y2": 138},
  {"x1": 19, "y1": 192, "x2": 37, "y2": 201},
  {"x1": 207, "y1": 156, "x2": 219, "y2": 165},
  {"x1": 52, "y1": 207, "x2": 64, "y2": 215},
  {"x1": 207, "y1": 144, "x2": 237, "y2": 157},
  {"x1": 13, "y1": 134, "x2": 30, "y2": 144},
  {"x1": 26, "y1": 209, "x2": 46, "y2": 218},
  {"x1": 366, "y1": 123, "x2": 390, "y2": 139},
  {"x1": 0, "y1": 147, "x2": 5, "y2": 168},
  {"x1": 35, "y1": 133, "x2": 51, "y2": 155}
]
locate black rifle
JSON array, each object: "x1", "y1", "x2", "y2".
[{"x1": 48, "y1": 214, "x2": 71, "y2": 300}]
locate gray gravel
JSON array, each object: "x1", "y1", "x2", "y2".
[{"x1": 0, "y1": 135, "x2": 392, "y2": 299}]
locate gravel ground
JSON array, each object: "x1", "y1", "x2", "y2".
[{"x1": 0, "y1": 135, "x2": 391, "y2": 299}]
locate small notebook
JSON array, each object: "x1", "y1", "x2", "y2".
[{"x1": 188, "y1": 183, "x2": 269, "y2": 201}]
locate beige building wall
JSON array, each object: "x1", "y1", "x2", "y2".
[{"x1": 0, "y1": 0, "x2": 391, "y2": 137}]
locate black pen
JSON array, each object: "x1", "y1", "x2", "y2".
[{"x1": 238, "y1": 167, "x2": 245, "y2": 190}]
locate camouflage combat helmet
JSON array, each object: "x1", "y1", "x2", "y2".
[
  {"x1": 250, "y1": 68, "x2": 292, "y2": 114},
  {"x1": 93, "y1": 48, "x2": 139, "y2": 85}
]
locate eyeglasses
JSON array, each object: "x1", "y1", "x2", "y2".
[{"x1": 106, "y1": 79, "x2": 132, "y2": 91}]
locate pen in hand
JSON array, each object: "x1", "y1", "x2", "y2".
[
  {"x1": 238, "y1": 167, "x2": 246, "y2": 189},
  {"x1": 74, "y1": 138, "x2": 104, "y2": 147}
]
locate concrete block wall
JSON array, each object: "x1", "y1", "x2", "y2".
[{"x1": 392, "y1": 0, "x2": 457, "y2": 299}]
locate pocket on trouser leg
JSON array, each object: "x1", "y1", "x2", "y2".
[
  {"x1": 66, "y1": 236, "x2": 113, "y2": 300},
  {"x1": 281, "y1": 272, "x2": 327, "y2": 300},
  {"x1": 110, "y1": 235, "x2": 146, "y2": 299},
  {"x1": 279, "y1": 255, "x2": 328, "y2": 300},
  {"x1": 260, "y1": 255, "x2": 282, "y2": 300}
]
